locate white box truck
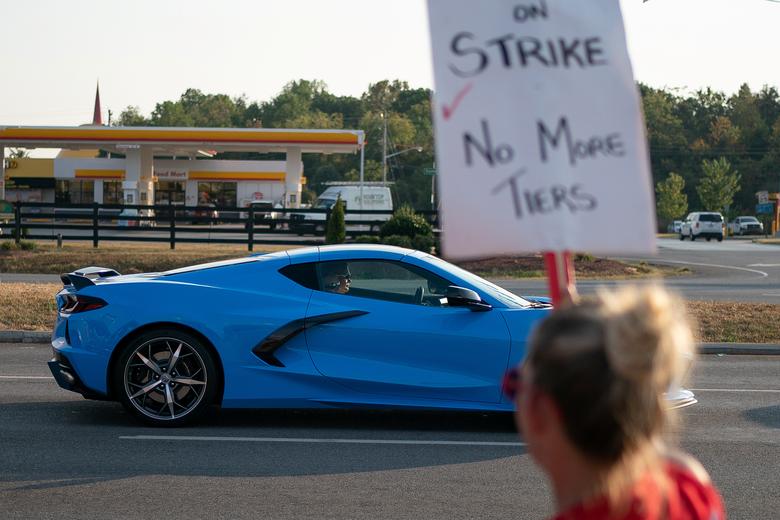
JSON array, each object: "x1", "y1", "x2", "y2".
[{"x1": 290, "y1": 185, "x2": 392, "y2": 235}]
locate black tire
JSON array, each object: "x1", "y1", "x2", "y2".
[
  {"x1": 706, "y1": 237, "x2": 711, "y2": 242},
  {"x1": 690, "y1": 232, "x2": 696, "y2": 241},
  {"x1": 679, "y1": 233, "x2": 685, "y2": 241},
  {"x1": 113, "y1": 328, "x2": 219, "y2": 426},
  {"x1": 717, "y1": 236, "x2": 723, "y2": 242}
]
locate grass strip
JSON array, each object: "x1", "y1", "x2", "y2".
[
  {"x1": 0, "y1": 241, "x2": 288, "y2": 275},
  {"x1": 1, "y1": 242, "x2": 688, "y2": 279},
  {"x1": 1, "y1": 282, "x2": 777, "y2": 344}
]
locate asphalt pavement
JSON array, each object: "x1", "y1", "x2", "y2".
[{"x1": 0, "y1": 343, "x2": 778, "y2": 519}]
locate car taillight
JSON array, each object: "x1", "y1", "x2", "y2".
[
  {"x1": 60, "y1": 294, "x2": 107, "y2": 314},
  {"x1": 694, "y1": 222, "x2": 699, "y2": 229}
]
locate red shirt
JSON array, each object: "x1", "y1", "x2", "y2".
[{"x1": 551, "y1": 462, "x2": 725, "y2": 520}]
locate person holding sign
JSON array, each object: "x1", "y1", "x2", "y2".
[{"x1": 503, "y1": 286, "x2": 725, "y2": 520}]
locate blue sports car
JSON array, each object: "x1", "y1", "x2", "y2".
[{"x1": 48, "y1": 244, "x2": 556, "y2": 425}]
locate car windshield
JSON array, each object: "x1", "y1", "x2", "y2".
[
  {"x1": 419, "y1": 255, "x2": 532, "y2": 308},
  {"x1": 314, "y1": 198, "x2": 336, "y2": 209},
  {"x1": 699, "y1": 214, "x2": 723, "y2": 222},
  {"x1": 741, "y1": 217, "x2": 759, "y2": 223}
]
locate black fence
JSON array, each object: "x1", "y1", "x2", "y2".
[{"x1": 1, "y1": 201, "x2": 439, "y2": 251}]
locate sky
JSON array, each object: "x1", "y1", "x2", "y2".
[{"x1": 0, "y1": 0, "x2": 777, "y2": 133}]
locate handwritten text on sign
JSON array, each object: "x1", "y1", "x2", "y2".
[{"x1": 428, "y1": 0, "x2": 656, "y2": 258}]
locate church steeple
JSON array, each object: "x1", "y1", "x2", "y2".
[{"x1": 92, "y1": 82, "x2": 103, "y2": 125}]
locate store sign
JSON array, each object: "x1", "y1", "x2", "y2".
[
  {"x1": 156, "y1": 170, "x2": 187, "y2": 180},
  {"x1": 756, "y1": 202, "x2": 775, "y2": 214},
  {"x1": 428, "y1": 0, "x2": 655, "y2": 258},
  {"x1": 757, "y1": 190, "x2": 769, "y2": 204}
]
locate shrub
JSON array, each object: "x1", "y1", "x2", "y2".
[
  {"x1": 19, "y1": 240, "x2": 37, "y2": 251},
  {"x1": 380, "y1": 205, "x2": 432, "y2": 239},
  {"x1": 382, "y1": 235, "x2": 413, "y2": 248},
  {"x1": 325, "y1": 196, "x2": 346, "y2": 244},
  {"x1": 1, "y1": 241, "x2": 13, "y2": 251},
  {"x1": 411, "y1": 234, "x2": 435, "y2": 253},
  {"x1": 354, "y1": 235, "x2": 380, "y2": 244}
]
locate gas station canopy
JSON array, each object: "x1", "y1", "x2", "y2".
[{"x1": 0, "y1": 126, "x2": 363, "y2": 155}]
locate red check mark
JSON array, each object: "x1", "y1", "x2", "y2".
[{"x1": 442, "y1": 82, "x2": 473, "y2": 120}]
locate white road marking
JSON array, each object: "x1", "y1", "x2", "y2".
[
  {"x1": 748, "y1": 264, "x2": 780, "y2": 267},
  {"x1": 656, "y1": 260, "x2": 768, "y2": 277},
  {"x1": 761, "y1": 293, "x2": 780, "y2": 297},
  {"x1": 120, "y1": 435, "x2": 526, "y2": 447},
  {"x1": 0, "y1": 375, "x2": 54, "y2": 380},
  {"x1": 692, "y1": 388, "x2": 780, "y2": 394}
]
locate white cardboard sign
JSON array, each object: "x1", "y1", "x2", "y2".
[{"x1": 428, "y1": 0, "x2": 656, "y2": 258}]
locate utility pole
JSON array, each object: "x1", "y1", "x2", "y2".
[{"x1": 382, "y1": 112, "x2": 388, "y2": 185}]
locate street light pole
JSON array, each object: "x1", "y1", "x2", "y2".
[
  {"x1": 382, "y1": 112, "x2": 388, "y2": 185},
  {"x1": 382, "y1": 146, "x2": 423, "y2": 185}
]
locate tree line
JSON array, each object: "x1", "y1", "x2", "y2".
[{"x1": 116, "y1": 80, "x2": 780, "y2": 218}]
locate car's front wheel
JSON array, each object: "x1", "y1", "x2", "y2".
[{"x1": 114, "y1": 329, "x2": 218, "y2": 426}]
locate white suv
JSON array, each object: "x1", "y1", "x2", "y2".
[{"x1": 680, "y1": 212, "x2": 724, "y2": 242}]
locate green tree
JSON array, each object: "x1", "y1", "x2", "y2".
[
  {"x1": 325, "y1": 195, "x2": 345, "y2": 244},
  {"x1": 696, "y1": 158, "x2": 741, "y2": 212},
  {"x1": 640, "y1": 85, "x2": 689, "y2": 188},
  {"x1": 655, "y1": 172, "x2": 688, "y2": 224},
  {"x1": 115, "y1": 106, "x2": 150, "y2": 126}
]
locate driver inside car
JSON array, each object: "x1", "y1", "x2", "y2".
[{"x1": 321, "y1": 262, "x2": 351, "y2": 294}]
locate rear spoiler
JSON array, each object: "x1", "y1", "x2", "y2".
[{"x1": 60, "y1": 266, "x2": 121, "y2": 290}]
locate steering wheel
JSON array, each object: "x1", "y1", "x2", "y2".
[{"x1": 414, "y1": 286, "x2": 425, "y2": 305}]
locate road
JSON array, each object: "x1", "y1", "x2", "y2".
[
  {"x1": 0, "y1": 343, "x2": 778, "y2": 519},
  {"x1": 500, "y1": 238, "x2": 780, "y2": 303}
]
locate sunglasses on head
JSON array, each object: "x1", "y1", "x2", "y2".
[{"x1": 501, "y1": 366, "x2": 522, "y2": 401}]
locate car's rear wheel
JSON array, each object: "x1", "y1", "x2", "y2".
[{"x1": 114, "y1": 329, "x2": 218, "y2": 426}]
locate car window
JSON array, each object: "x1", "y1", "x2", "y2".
[
  {"x1": 316, "y1": 260, "x2": 452, "y2": 306},
  {"x1": 699, "y1": 214, "x2": 723, "y2": 222},
  {"x1": 418, "y1": 254, "x2": 532, "y2": 308},
  {"x1": 279, "y1": 262, "x2": 319, "y2": 290},
  {"x1": 314, "y1": 198, "x2": 336, "y2": 209}
]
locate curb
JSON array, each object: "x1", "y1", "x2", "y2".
[
  {"x1": 0, "y1": 331, "x2": 779, "y2": 355},
  {"x1": 699, "y1": 343, "x2": 780, "y2": 355},
  {"x1": 0, "y1": 331, "x2": 51, "y2": 343}
]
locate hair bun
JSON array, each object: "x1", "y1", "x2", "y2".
[{"x1": 598, "y1": 286, "x2": 694, "y2": 390}]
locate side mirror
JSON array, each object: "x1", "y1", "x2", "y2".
[{"x1": 446, "y1": 286, "x2": 492, "y2": 312}]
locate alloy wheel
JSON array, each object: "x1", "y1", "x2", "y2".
[{"x1": 123, "y1": 337, "x2": 208, "y2": 422}]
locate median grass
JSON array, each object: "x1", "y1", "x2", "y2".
[
  {"x1": 1, "y1": 282, "x2": 777, "y2": 343},
  {"x1": 459, "y1": 254, "x2": 690, "y2": 279},
  {"x1": 0, "y1": 241, "x2": 290, "y2": 274},
  {"x1": 0, "y1": 241, "x2": 690, "y2": 279}
]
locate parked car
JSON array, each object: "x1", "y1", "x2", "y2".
[
  {"x1": 243, "y1": 199, "x2": 279, "y2": 230},
  {"x1": 187, "y1": 203, "x2": 219, "y2": 224},
  {"x1": 290, "y1": 185, "x2": 393, "y2": 235},
  {"x1": 117, "y1": 208, "x2": 156, "y2": 227},
  {"x1": 727, "y1": 216, "x2": 763, "y2": 236},
  {"x1": 667, "y1": 220, "x2": 683, "y2": 233},
  {"x1": 48, "y1": 245, "x2": 697, "y2": 426},
  {"x1": 680, "y1": 212, "x2": 724, "y2": 241}
]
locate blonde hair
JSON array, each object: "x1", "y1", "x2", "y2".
[{"x1": 526, "y1": 285, "x2": 696, "y2": 506}]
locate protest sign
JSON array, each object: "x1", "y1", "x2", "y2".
[{"x1": 428, "y1": 0, "x2": 656, "y2": 259}]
